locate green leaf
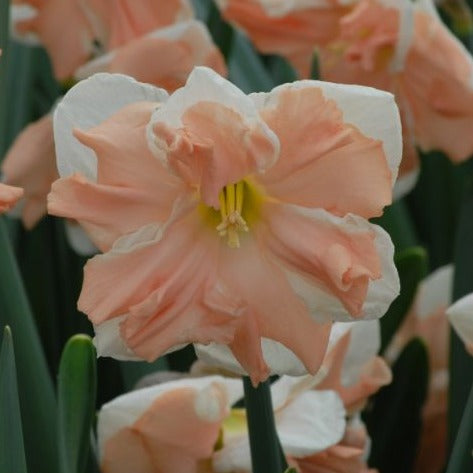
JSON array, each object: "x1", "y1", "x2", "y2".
[
  {"x1": 0, "y1": 218, "x2": 58, "y2": 473},
  {"x1": 207, "y1": 2, "x2": 234, "y2": 59},
  {"x1": 446, "y1": 380, "x2": 473, "y2": 473},
  {"x1": 0, "y1": 327, "x2": 28, "y2": 473},
  {"x1": 449, "y1": 186, "x2": 473, "y2": 454},
  {"x1": 365, "y1": 338, "x2": 429, "y2": 473},
  {"x1": 228, "y1": 31, "x2": 275, "y2": 93},
  {"x1": 380, "y1": 247, "x2": 428, "y2": 353},
  {"x1": 283, "y1": 469, "x2": 298, "y2": 473},
  {"x1": 0, "y1": 0, "x2": 11, "y2": 152},
  {"x1": 58, "y1": 335, "x2": 97, "y2": 473}
]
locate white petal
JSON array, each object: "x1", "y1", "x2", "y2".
[
  {"x1": 447, "y1": 293, "x2": 473, "y2": 353},
  {"x1": 10, "y1": 5, "x2": 40, "y2": 45},
  {"x1": 64, "y1": 221, "x2": 97, "y2": 256},
  {"x1": 393, "y1": 168, "x2": 419, "y2": 200},
  {"x1": 328, "y1": 320, "x2": 381, "y2": 386},
  {"x1": 252, "y1": 80, "x2": 402, "y2": 187},
  {"x1": 213, "y1": 438, "x2": 252, "y2": 473},
  {"x1": 97, "y1": 375, "x2": 243, "y2": 457},
  {"x1": 147, "y1": 66, "x2": 279, "y2": 169},
  {"x1": 195, "y1": 337, "x2": 307, "y2": 378},
  {"x1": 276, "y1": 390, "x2": 346, "y2": 457},
  {"x1": 415, "y1": 264, "x2": 453, "y2": 320},
  {"x1": 54, "y1": 73, "x2": 168, "y2": 180},
  {"x1": 93, "y1": 315, "x2": 141, "y2": 361}
]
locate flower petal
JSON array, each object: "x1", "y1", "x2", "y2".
[
  {"x1": 0, "y1": 183, "x2": 23, "y2": 213},
  {"x1": 75, "y1": 20, "x2": 227, "y2": 92},
  {"x1": 149, "y1": 67, "x2": 279, "y2": 208},
  {"x1": 252, "y1": 78, "x2": 402, "y2": 190},
  {"x1": 54, "y1": 73, "x2": 168, "y2": 180},
  {"x1": 255, "y1": 85, "x2": 394, "y2": 218},
  {"x1": 447, "y1": 293, "x2": 473, "y2": 356},
  {"x1": 276, "y1": 390, "x2": 346, "y2": 457}
]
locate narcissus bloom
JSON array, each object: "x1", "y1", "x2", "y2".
[
  {"x1": 98, "y1": 376, "x2": 241, "y2": 473},
  {"x1": 48, "y1": 67, "x2": 401, "y2": 384},
  {"x1": 75, "y1": 20, "x2": 227, "y2": 92},
  {"x1": 319, "y1": 0, "x2": 473, "y2": 196},
  {"x1": 214, "y1": 0, "x2": 353, "y2": 78},
  {"x1": 11, "y1": 0, "x2": 193, "y2": 79},
  {"x1": 213, "y1": 320, "x2": 388, "y2": 473}
]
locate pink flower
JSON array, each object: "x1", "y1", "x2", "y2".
[
  {"x1": 0, "y1": 183, "x2": 23, "y2": 214},
  {"x1": 215, "y1": 0, "x2": 352, "y2": 78},
  {"x1": 48, "y1": 67, "x2": 401, "y2": 384},
  {"x1": 11, "y1": 0, "x2": 193, "y2": 79},
  {"x1": 98, "y1": 375, "x2": 240, "y2": 473},
  {"x1": 319, "y1": 0, "x2": 473, "y2": 196},
  {"x1": 75, "y1": 20, "x2": 227, "y2": 92},
  {"x1": 1, "y1": 114, "x2": 57, "y2": 229}
]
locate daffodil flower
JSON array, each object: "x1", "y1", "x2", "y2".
[
  {"x1": 48, "y1": 67, "x2": 401, "y2": 384},
  {"x1": 447, "y1": 291, "x2": 473, "y2": 356}
]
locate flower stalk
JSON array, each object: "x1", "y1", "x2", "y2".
[{"x1": 243, "y1": 377, "x2": 287, "y2": 473}]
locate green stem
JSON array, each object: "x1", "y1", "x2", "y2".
[
  {"x1": 0, "y1": 0, "x2": 11, "y2": 151},
  {"x1": 243, "y1": 377, "x2": 286, "y2": 473}
]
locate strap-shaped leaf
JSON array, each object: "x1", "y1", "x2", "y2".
[
  {"x1": 58, "y1": 335, "x2": 97, "y2": 473},
  {"x1": 365, "y1": 338, "x2": 429, "y2": 473},
  {"x1": 380, "y1": 247, "x2": 428, "y2": 353},
  {"x1": 0, "y1": 218, "x2": 58, "y2": 472},
  {"x1": 0, "y1": 327, "x2": 28, "y2": 473}
]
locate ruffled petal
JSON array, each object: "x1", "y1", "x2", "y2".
[
  {"x1": 401, "y1": 9, "x2": 473, "y2": 161},
  {"x1": 2, "y1": 114, "x2": 57, "y2": 228},
  {"x1": 256, "y1": 85, "x2": 393, "y2": 218},
  {"x1": 75, "y1": 21, "x2": 226, "y2": 92},
  {"x1": 259, "y1": 203, "x2": 382, "y2": 317},
  {"x1": 54, "y1": 73, "x2": 168, "y2": 180},
  {"x1": 215, "y1": 0, "x2": 350, "y2": 78},
  {"x1": 149, "y1": 67, "x2": 279, "y2": 208}
]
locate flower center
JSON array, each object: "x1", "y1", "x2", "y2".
[{"x1": 216, "y1": 181, "x2": 249, "y2": 249}]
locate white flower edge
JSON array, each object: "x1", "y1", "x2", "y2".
[
  {"x1": 415, "y1": 264, "x2": 453, "y2": 320},
  {"x1": 251, "y1": 79, "x2": 402, "y2": 187},
  {"x1": 10, "y1": 5, "x2": 40, "y2": 46},
  {"x1": 447, "y1": 293, "x2": 473, "y2": 355},
  {"x1": 54, "y1": 73, "x2": 169, "y2": 180}
]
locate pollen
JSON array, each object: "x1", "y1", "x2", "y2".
[{"x1": 216, "y1": 181, "x2": 249, "y2": 248}]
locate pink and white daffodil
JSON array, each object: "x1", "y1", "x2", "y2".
[
  {"x1": 319, "y1": 0, "x2": 473, "y2": 197},
  {"x1": 97, "y1": 375, "x2": 240, "y2": 473},
  {"x1": 75, "y1": 20, "x2": 227, "y2": 92},
  {"x1": 214, "y1": 0, "x2": 353, "y2": 78},
  {"x1": 11, "y1": 0, "x2": 193, "y2": 80},
  {"x1": 48, "y1": 67, "x2": 401, "y2": 384},
  {"x1": 0, "y1": 182, "x2": 23, "y2": 214}
]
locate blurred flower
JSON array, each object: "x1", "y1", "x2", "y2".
[
  {"x1": 385, "y1": 265, "x2": 453, "y2": 473},
  {"x1": 48, "y1": 67, "x2": 401, "y2": 384},
  {"x1": 11, "y1": 0, "x2": 193, "y2": 79},
  {"x1": 75, "y1": 20, "x2": 227, "y2": 92},
  {"x1": 214, "y1": 0, "x2": 353, "y2": 78},
  {"x1": 0, "y1": 182, "x2": 23, "y2": 213},
  {"x1": 213, "y1": 320, "x2": 388, "y2": 472},
  {"x1": 2, "y1": 114, "x2": 57, "y2": 229},
  {"x1": 319, "y1": 0, "x2": 473, "y2": 197},
  {"x1": 97, "y1": 375, "x2": 240, "y2": 473},
  {"x1": 447, "y1": 291, "x2": 473, "y2": 356}
]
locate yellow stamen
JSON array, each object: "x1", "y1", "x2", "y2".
[{"x1": 216, "y1": 182, "x2": 249, "y2": 248}]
